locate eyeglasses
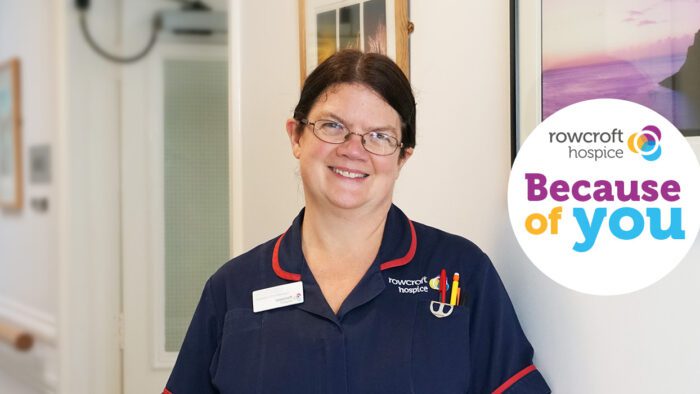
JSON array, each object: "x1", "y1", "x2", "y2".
[{"x1": 300, "y1": 119, "x2": 403, "y2": 156}]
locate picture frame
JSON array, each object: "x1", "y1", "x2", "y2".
[
  {"x1": 511, "y1": 0, "x2": 700, "y2": 161},
  {"x1": 298, "y1": 0, "x2": 410, "y2": 84},
  {"x1": 0, "y1": 58, "x2": 22, "y2": 210}
]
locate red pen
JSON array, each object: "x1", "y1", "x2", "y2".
[{"x1": 439, "y1": 269, "x2": 447, "y2": 303}]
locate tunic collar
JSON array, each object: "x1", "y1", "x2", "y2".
[
  {"x1": 270, "y1": 204, "x2": 417, "y2": 322},
  {"x1": 271, "y1": 204, "x2": 417, "y2": 282}
]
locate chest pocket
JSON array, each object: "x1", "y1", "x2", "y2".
[
  {"x1": 411, "y1": 300, "x2": 471, "y2": 393},
  {"x1": 213, "y1": 308, "x2": 326, "y2": 394}
]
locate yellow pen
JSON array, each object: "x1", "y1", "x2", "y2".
[{"x1": 449, "y1": 273, "x2": 460, "y2": 305}]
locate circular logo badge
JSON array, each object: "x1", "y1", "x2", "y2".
[{"x1": 508, "y1": 99, "x2": 700, "y2": 295}]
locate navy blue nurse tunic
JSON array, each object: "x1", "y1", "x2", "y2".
[{"x1": 164, "y1": 205, "x2": 551, "y2": 394}]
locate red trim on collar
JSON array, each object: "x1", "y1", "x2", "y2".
[
  {"x1": 163, "y1": 388, "x2": 172, "y2": 394},
  {"x1": 492, "y1": 364, "x2": 537, "y2": 394},
  {"x1": 379, "y1": 219, "x2": 417, "y2": 271},
  {"x1": 272, "y1": 231, "x2": 302, "y2": 281},
  {"x1": 271, "y1": 218, "x2": 417, "y2": 281}
]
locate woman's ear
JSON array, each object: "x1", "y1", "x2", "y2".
[
  {"x1": 394, "y1": 147, "x2": 413, "y2": 180},
  {"x1": 286, "y1": 119, "x2": 302, "y2": 159},
  {"x1": 398, "y1": 147, "x2": 414, "y2": 169}
]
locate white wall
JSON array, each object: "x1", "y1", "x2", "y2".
[
  {"x1": 0, "y1": 0, "x2": 121, "y2": 392},
  {"x1": 233, "y1": 1, "x2": 700, "y2": 393},
  {"x1": 232, "y1": 0, "x2": 306, "y2": 251},
  {"x1": 0, "y1": 0, "x2": 59, "y2": 392}
]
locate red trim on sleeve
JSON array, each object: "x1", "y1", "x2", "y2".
[
  {"x1": 162, "y1": 388, "x2": 172, "y2": 394},
  {"x1": 272, "y1": 231, "x2": 302, "y2": 281},
  {"x1": 379, "y1": 219, "x2": 417, "y2": 271},
  {"x1": 492, "y1": 364, "x2": 537, "y2": 394}
]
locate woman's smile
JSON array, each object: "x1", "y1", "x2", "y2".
[{"x1": 329, "y1": 166, "x2": 370, "y2": 180}]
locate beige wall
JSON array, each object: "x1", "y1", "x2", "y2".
[
  {"x1": 0, "y1": 0, "x2": 60, "y2": 391},
  {"x1": 231, "y1": 0, "x2": 306, "y2": 251},
  {"x1": 0, "y1": 0, "x2": 59, "y2": 328}
]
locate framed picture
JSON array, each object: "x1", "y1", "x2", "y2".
[
  {"x1": 0, "y1": 58, "x2": 22, "y2": 210},
  {"x1": 298, "y1": 0, "x2": 410, "y2": 84},
  {"x1": 512, "y1": 0, "x2": 700, "y2": 160}
]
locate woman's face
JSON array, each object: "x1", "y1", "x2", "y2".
[{"x1": 287, "y1": 83, "x2": 413, "y2": 214}]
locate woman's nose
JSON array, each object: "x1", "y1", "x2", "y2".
[{"x1": 337, "y1": 132, "x2": 368, "y2": 158}]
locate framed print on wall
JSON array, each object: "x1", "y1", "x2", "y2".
[
  {"x1": 0, "y1": 58, "x2": 22, "y2": 210},
  {"x1": 298, "y1": 0, "x2": 411, "y2": 84},
  {"x1": 512, "y1": 0, "x2": 700, "y2": 160}
]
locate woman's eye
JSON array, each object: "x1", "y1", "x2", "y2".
[
  {"x1": 370, "y1": 132, "x2": 393, "y2": 141},
  {"x1": 319, "y1": 122, "x2": 346, "y2": 136},
  {"x1": 321, "y1": 121, "x2": 343, "y2": 130}
]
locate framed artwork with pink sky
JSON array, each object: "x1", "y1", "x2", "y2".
[{"x1": 513, "y1": 0, "x2": 700, "y2": 157}]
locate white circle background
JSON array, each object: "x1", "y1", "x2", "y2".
[{"x1": 508, "y1": 99, "x2": 700, "y2": 295}]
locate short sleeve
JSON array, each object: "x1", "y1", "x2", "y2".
[
  {"x1": 468, "y1": 253, "x2": 551, "y2": 394},
  {"x1": 164, "y1": 279, "x2": 222, "y2": 394}
]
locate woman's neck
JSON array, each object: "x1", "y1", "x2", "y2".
[
  {"x1": 300, "y1": 203, "x2": 391, "y2": 313},
  {"x1": 301, "y1": 203, "x2": 390, "y2": 262}
]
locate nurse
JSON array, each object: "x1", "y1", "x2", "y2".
[{"x1": 164, "y1": 50, "x2": 551, "y2": 393}]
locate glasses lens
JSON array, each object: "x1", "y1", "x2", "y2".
[
  {"x1": 363, "y1": 131, "x2": 399, "y2": 155},
  {"x1": 314, "y1": 120, "x2": 347, "y2": 143}
]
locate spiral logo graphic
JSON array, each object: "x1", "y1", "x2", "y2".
[{"x1": 627, "y1": 125, "x2": 662, "y2": 161}]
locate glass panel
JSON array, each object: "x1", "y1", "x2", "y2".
[
  {"x1": 317, "y1": 10, "x2": 337, "y2": 63},
  {"x1": 339, "y1": 4, "x2": 360, "y2": 50},
  {"x1": 363, "y1": 0, "x2": 387, "y2": 54},
  {"x1": 163, "y1": 59, "x2": 229, "y2": 352}
]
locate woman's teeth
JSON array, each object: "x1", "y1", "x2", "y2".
[{"x1": 332, "y1": 167, "x2": 368, "y2": 179}]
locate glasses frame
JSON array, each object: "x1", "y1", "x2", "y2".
[{"x1": 300, "y1": 119, "x2": 404, "y2": 156}]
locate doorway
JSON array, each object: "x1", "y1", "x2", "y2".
[{"x1": 120, "y1": 43, "x2": 230, "y2": 393}]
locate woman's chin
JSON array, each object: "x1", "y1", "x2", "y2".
[
  {"x1": 326, "y1": 197, "x2": 367, "y2": 211},
  {"x1": 322, "y1": 193, "x2": 392, "y2": 213}
]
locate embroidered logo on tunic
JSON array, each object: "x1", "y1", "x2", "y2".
[
  {"x1": 428, "y1": 275, "x2": 450, "y2": 291},
  {"x1": 387, "y1": 276, "x2": 429, "y2": 294}
]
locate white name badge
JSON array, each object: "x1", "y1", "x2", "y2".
[{"x1": 252, "y1": 281, "x2": 304, "y2": 313}]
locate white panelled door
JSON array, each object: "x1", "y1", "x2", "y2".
[{"x1": 121, "y1": 43, "x2": 230, "y2": 394}]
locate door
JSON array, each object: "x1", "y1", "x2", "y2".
[{"x1": 121, "y1": 43, "x2": 231, "y2": 393}]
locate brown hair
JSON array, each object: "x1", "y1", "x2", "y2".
[{"x1": 293, "y1": 50, "x2": 416, "y2": 158}]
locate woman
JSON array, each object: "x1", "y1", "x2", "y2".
[{"x1": 164, "y1": 50, "x2": 550, "y2": 394}]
